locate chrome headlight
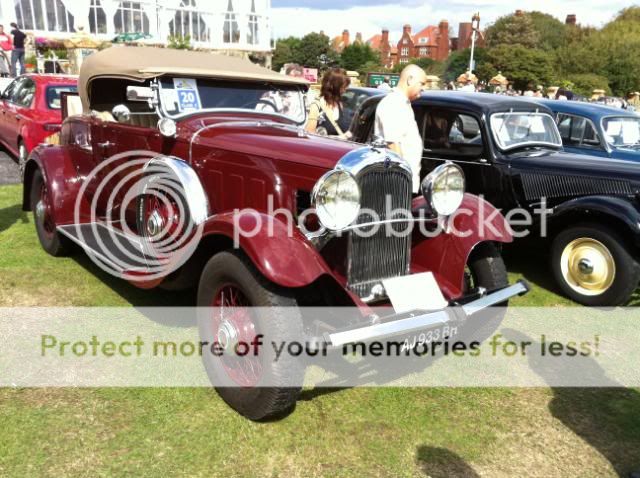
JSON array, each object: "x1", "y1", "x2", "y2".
[
  {"x1": 312, "y1": 170, "x2": 360, "y2": 231},
  {"x1": 421, "y1": 162, "x2": 465, "y2": 216}
]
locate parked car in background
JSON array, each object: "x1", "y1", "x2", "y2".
[
  {"x1": 341, "y1": 86, "x2": 384, "y2": 131},
  {"x1": 23, "y1": 47, "x2": 527, "y2": 420},
  {"x1": 0, "y1": 74, "x2": 77, "y2": 170},
  {"x1": 351, "y1": 91, "x2": 640, "y2": 306},
  {"x1": 534, "y1": 99, "x2": 640, "y2": 161}
]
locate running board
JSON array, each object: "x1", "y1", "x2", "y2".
[{"x1": 57, "y1": 223, "x2": 151, "y2": 273}]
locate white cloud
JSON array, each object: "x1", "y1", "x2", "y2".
[{"x1": 271, "y1": 1, "x2": 631, "y2": 41}]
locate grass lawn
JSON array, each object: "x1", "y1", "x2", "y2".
[{"x1": 1, "y1": 183, "x2": 639, "y2": 477}]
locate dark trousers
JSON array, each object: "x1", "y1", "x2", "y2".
[{"x1": 11, "y1": 48, "x2": 24, "y2": 77}]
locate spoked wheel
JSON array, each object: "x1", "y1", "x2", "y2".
[
  {"x1": 552, "y1": 223, "x2": 640, "y2": 306},
  {"x1": 197, "y1": 251, "x2": 304, "y2": 421},
  {"x1": 211, "y1": 284, "x2": 263, "y2": 387},
  {"x1": 31, "y1": 169, "x2": 70, "y2": 256}
]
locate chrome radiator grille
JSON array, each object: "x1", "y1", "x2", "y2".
[{"x1": 347, "y1": 165, "x2": 413, "y2": 298}]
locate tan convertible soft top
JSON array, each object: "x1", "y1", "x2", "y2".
[{"x1": 79, "y1": 46, "x2": 308, "y2": 110}]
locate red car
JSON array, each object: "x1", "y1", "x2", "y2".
[
  {"x1": 22, "y1": 48, "x2": 528, "y2": 420},
  {"x1": 0, "y1": 74, "x2": 77, "y2": 169}
]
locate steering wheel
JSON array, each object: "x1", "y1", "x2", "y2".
[{"x1": 247, "y1": 99, "x2": 278, "y2": 112}]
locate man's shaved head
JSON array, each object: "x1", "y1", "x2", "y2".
[{"x1": 397, "y1": 64, "x2": 428, "y2": 101}]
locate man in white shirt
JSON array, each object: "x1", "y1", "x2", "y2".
[{"x1": 374, "y1": 64, "x2": 427, "y2": 193}]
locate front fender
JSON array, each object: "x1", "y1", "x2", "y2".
[
  {"x1": 411, "y1": 193, "x2": 513, "y2": 300},
  {"x1": 22, "y1": 145, "x2": 87, "y2": 226},
  {"x1": 201, "y1": 212, "x2": 333, "y2": 289},
  {"x1": 552, "y1": 195, "x2": 640, "y2": 243}
]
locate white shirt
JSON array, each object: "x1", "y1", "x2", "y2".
[
  {"x1": 459, "y1": 83, "x2": 476, "y2": 92},
  {"x1": 377, "y1": 82, "x2": 391, "y2": 91},
  {"x1": 374, "y1": 89, "x2": 422, "y2": 192}
]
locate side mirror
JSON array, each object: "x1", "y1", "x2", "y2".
[
  {"x1": 126, "y1": 86, "x2": 154, "y2": 102},
  {"x1": 112, "y1": 104, "x2": 131, "y2": 123}
]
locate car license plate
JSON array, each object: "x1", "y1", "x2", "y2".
[
  {"x1": 401, "y1": 322, "x2": 460, "y2": 352},
  {"x1": 383, "y1": 272, "x2": 448, "y2": 314}
]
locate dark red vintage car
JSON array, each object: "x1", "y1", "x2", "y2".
[
  {"x1": 0, "y1": 73, "x2": 77, "y2": 169},
  {"x1": 22, "y1": 47, "x2": 527, "y2": 420}
]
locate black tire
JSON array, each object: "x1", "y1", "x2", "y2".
[
  {"x1": 197, "y1": 251, "x2": 304, "y2": 421},
  {"x1": 462, "y1": 242, "x2": 509, "y2": 342},
  {"x1": 31, "y1": 169, "x2": 71, "y2": 257},
  {"x1": 551, "y1": 223, "x2": 640, "y2": 306}
]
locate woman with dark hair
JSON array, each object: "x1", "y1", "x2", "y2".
[{"x1": 305, "y1": 67, "x2": 352, "y2": 138}]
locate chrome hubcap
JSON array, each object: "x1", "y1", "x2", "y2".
[
  {"x1": 217, "y1": 320, "x2": 239, "y2": 352},
  {"x1": 561, "y1": 238, "x2": 615, "y2": 296},
  {"x1": 35, "y1": 200, "x2": 45, "y2": 219},
  {"x1": 146, "y1": 210, "x2": 164, "y2": 237}
]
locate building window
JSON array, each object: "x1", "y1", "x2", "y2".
[
  {"x1": 247, "y1": 0, "x2": 259, "y2": 45},
  {"x1": 401, "y1": 47, "x2": 408, "y2": 56},
  {"x1": 46, "y1": 0, "x2": 75, "y2": 33},
  {"x1": 419, "y1": 47, "x2": 426, "y2": 56},
  {"x1": 223, "y1": 0, "x2": 240, "y2": 43},
  {"x1": 115, "y1": 2, "x2": 150, "y2": 34},
  {"x1": 15, "y1": 0, "x2": 74, "y2": 32},
  {"x1": 419, "y1": 37, "x2": 428, "y2": 44},
  {"x1": 402, "y1": 38, "x2": 407, "y2": 44},
  {"x1": 89, "y1": 0, "x2": 108, "y2": 34},
  {"x1": 170, "y1": 0, "x2": 210, "y2": 43},
  {"x1": 400, "y1": 58, "x2": 408, "y2": 64}
]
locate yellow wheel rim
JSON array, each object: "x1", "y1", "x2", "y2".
[{"x1": 560, "y1": 238, "x2": 615, "y2": 296}]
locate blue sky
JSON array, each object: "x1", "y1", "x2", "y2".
[{"x1": 270, "y1": 1, "x2": 632, "y2": 40}]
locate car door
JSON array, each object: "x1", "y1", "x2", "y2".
[
  {"x1": 0, "y1": 77, "x2": 27, "y2": 153},
  {"x1": 0, "y1": 78, "x2": 19, "y2": 145},
  {"x1": 556, "y1": 113, "x2": 608, "y2": 158},
  {"x1": 419, "y1": 106, "x2": 513, "y2": 209}
]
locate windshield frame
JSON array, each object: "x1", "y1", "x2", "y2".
[
  {"x1": 600, "y1": 115, "x2": 640, "y2": 151},
  {"x1": 489, "y1": 111, "x2": 562, "y2": 152},
  {"x1": 156, "y1": 76, "x2": 308, "y2": 125}
]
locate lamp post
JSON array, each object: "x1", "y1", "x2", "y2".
[{"x1": 468, "y1": 12, "x2": 481, "y2": 75}]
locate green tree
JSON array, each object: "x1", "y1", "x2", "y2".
[
  {"x1": 528, "y1": 11, "x2": 567, "y2": 50},
  {"x1": 616, "y1": 6, "x2": 640, "y2": 22},
  {"x1": 443, "y1": 47, "x2": 490, "y2": 82},
  {"x1": 272, "y1": 36, "x2": 301, "y2": 71},
  {"x1": 564, "y1": 73, "x2": 611, "y2": 97},
  {"x1": 294, "y1": 32, "x2": 337, "y2": 70},
  {"x1": 486, "y1": 44, "x2": 555, "y2": 90},
  {"x1": 485, "y1": 13, "x2": 540, "y2": 49},
  {"x1": 339, "y1": 43, "x2": 380, "y2": 71}
]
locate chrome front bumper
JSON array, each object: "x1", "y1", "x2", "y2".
[{"x1": 322, "y1": 280, "x2": 530, "y2": 347}]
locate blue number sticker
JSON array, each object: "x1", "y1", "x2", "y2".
[{"x1": 173, "y1": 78, "x2": 201, "y2": 112}]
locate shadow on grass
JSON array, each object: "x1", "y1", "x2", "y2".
[
  {"x1": 502, "y1": 243, "x2": 563, "y2": 296},
  {"x1": 71, "y1": 252, "x2": 197, "y2": 310},
  {"x1": 0, "y1": 203, "x2": 28, "y2": 234},
  {"x1": 503, "y1": 329, "x2": 640, "y2": 477},
  {"x1": 416, "y1": 446, "x2": 479, "y2": 477}
]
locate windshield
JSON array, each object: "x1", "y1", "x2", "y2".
[
  {"x1": 159, "y1": 77, "x2": 306, "y2": 124},
  {"x1": 602, "y1": 117, "x2": 640, "y2": 149},
  {"x1": 46, "y1": 85, "x2": 77, "y2": 109},
  {"x1": 490, "y1": 112, "x2": 561, "y2": 151}
]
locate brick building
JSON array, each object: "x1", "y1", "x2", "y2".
[
  {"x1": 451, "y1": 21, "x2": 484, "y2": 51},
  {"x1": 367, "y1": 20, "x2": 450, "y2": 68}
]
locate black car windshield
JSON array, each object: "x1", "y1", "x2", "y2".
[
  {"x1": 46, "y1": 85, "x2": 78, "y2": 109},
  {"x1": 602, "y1": 117, "x2": 640, "y2": 148},
  {"x1": 159, "y1": 77, "x2": 306, "y2": 124},
  {"x1": 490, "y1": 112, "x2": 561, "y2": 151}
]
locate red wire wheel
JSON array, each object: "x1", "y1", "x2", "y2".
[{"x1": 210, "y1": 284, "x2": 263, "y2": 387}]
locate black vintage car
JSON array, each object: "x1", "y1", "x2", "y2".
[{"x1": 351, "y1": 91, "x2": 640, "y2": 306}]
